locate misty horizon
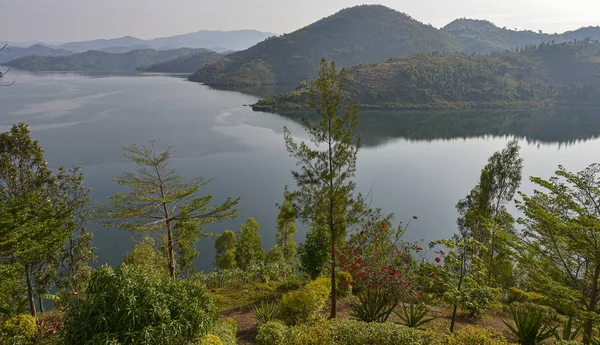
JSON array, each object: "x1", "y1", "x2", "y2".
[{"x1": 1, "y1": 0, "x2": 598, "y2": 43}]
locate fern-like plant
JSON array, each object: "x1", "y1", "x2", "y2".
[
  {"x1": 553, "y1": 316, "x2": 582, "y2": 341},
  {"x1": 349, "y1": 290, "x2": 396, "y2": 323},
  {"x1": 253, "y1": 300, "x2": 280, "y2": 324},
  {"x1": 503, "y1": 309, "x2": 556, "y2": 345},
  {"x1": 395, "y1": 302, "x2": 436, "y2": 328}
]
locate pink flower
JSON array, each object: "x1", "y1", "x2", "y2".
[{"x1": 435, "y1": 257, "x2": 441, "y2": 263}]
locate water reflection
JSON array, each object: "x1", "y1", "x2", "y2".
[{"x1": 277, "y1": 107, "x2": 600, "y2": 147}]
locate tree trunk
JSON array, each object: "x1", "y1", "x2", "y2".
[
  {"x1": 583, "y1": 263, "x2": 600, "y2": 344},
  {"x1": 329, "y1": 240, "x2": 337, "y2": 319},
  {"x1": 166, "y1": 220, "x2": 175, "y2": 279},
  {"x1": 487, "y1": 229, "x2": 495, "y2": 286},
  {"x1": 25, "y1": 264, "x2": 36, "y2": 317},
  {"x1": 38, "y1": 294, "x2": 45, "y2": 314}
]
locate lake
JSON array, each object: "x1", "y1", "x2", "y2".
[{"x1": 2, "y1": 71, "x2": 600, "y2": 271}]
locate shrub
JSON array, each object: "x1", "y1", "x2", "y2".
[
  {"x1": 212, "y1": 319, "x2": 237, "y2": 345},
  {"x1": 508, "y1": 302, "x2": 558, "y2": 323},
  {"x1": 279, "y1": 277, "x2": 330, "y2": 325},
  {"x1": 459, "y1": 286, "x2": 494, "y2": 317},
  {"x1": 331, "y1": 319, "x2": 423, "y2": 345},
  {"x1": 1, "y1": 314, "x2": 37, "y2": 338},
  {"x1": 60, "y1": 265, "x2": 216, "y2": 345},
  {"x1": 253, "y1": 300, "x2": 280, "y2": 324},
  {"x1": 201, "y1": 263, "x2": 294, "y2": 288},
  {"x1": 451, "y1": 326, "x2": 508, "y2": 345},
  {"x1": 507, "y1": 288, "x2": 545, "y2": 304},
  {"x1": 200, "y1": 334, "x2": 224, "y2": 345},
  {"x1": 291, "y1": 321, "x2": 332, "y2": 345},
  {"x1": 336, "y1": 271, "x2": 352, "y2": 297},
  {"x1": 256, "y1": 321, "x2": 291, "y2": 345}
]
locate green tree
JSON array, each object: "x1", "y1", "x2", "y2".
[
  {"x1": 236, "y1": 218, "x2": 264, "y2": 269},
  {"x1": 298, "y1": 224, "x2": 330, "y2": 279},
  {"x1": 265, "y1": 244, "x2": 285, "y2": 265},
  {"x1": 284, "y1": 58, "x2": 365, "y2": 318},
  {"x1": 215, "y1": 230, "x2": 237, "y2": 269},
  {"x1": 173, "y1": 209, "x2": 214, "y2": 278},
  {"x1": 96, "y1": 142, "x2": 240, "y2": 278},
  {"x1": 516, "y1": 164, "x2": 600, "y2": 343},
  {"x1": 456, "y1": 139, "x2": 523, "y2": 287},
  {"x1": 0, "y1": 123, "x2": 74, "y2": 316},
  {"x1": 276, "y1": 187, "x2": 298, "y2": 266},
  {"x1": 124, "y1": 236, "x2": 169, "y2": 278}
]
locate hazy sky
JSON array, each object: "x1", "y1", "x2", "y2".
[{"x1": 1, "y1": 0, "x2": 598, "y2": 43}]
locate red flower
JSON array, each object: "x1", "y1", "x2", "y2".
[
  {"x1": 416, "y1": 247, "x2": 423, "y2": 251},
  {"x1": 329, "y1": 249, "x2": 336, "y2": 253},
  {"x1": 360, "y1": 230, "x2": 365, "y2": 236},
  {"x1": 364, "y1": 299, "x2": 369, "y2": 305},
  {"x1": 339, "y1": 253, "x2": 345, "y2": 258},
  {"x1": 439, "y1": 250, "x2": 445, "y2": 255},
  {"x1": 435, "y1": 257, "x2": 441, "y2": 263},
  {"x1": 412, "y1": 216, "x2": 418, "y2": 220},
  {"x1": 417, "y1": 294, "x2": 424, "y2": 300}
]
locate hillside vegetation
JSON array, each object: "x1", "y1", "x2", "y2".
[
  {"x1": 137, "y1": 49, "x2": 223, "y2": 73},
  {"x1": 444, "y1": 19, "x2": 600, "y2": 54},
  {"x1": 0, "y1": 44, "x2": 73, "y2": 63},
  {"x1": 3, "y1": 48, "x2": 203, "y2": 71},
  {"x1": 253, "y1": 43, "x2": 600, "y2": 112},
  {"x1": 189, "y1": 5, "x2": 460, "y2": 87}
]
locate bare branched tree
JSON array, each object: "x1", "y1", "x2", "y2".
[{"x1": 0, "y1": 44, "x2": 15, "y2": 86}]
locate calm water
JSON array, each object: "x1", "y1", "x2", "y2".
[{"x1": 2, "y1": 71, "x2": 600, "y2": 271}]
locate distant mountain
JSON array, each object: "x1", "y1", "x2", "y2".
[
  {"x1": 189, "y1": 5, "x2": 461, "y2": 87},
  {"x1": 101, "y1": 44, "x2": 152, "y2": 54},
  {"x1": 0, "y1": 44, "x2": 73, "y2": 63},
  {"x1": 253, "y1": 42, "x2": 600, "y2": 112},
  {"x1": 54, "y1": 36, "x2": 146, "y2": 53},
  {"x1": 137, "y1": 49, "x2": 224, "y2": 73},
  {"x1": 4, "y1": 48, "x2": 203, "y2": 71},
  {"x1": 144, "y1": 30, "x2": 276, "y2": 52},
  {"x1": 48, "y1": 30, "x2": 275, "y2": 54},
  {"x1": 444, "y1": 19, "x2": 600, "y2": 54}
]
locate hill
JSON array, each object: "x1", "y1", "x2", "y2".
[
  {"x1": 444, "y1": 20, "x2": 600, "y2": 54},
  {"x1": 0, "y1": 44, "x2": 73, "y2": 63},
  {"x1": 100, "y1": 44, "x2": 153, "y2": 54},
  {"x1": 3, "y1": 48, "x2": 203, "y2": 71},
  {"x1": 189, "y1": 5, "x2": 461, "y2": 87},
  {"x1": 137, "y1": 50, "x2": 224, "y2": 73},
  {"x1": 252, "y1": 42, "x2": 600, "y2": 112},
  {"x1": 48, "y1": 30, "x2": 275, "y2": 53}
]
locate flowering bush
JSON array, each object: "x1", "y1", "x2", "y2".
[{"x1": 340, "y1": 211, "x2": 420, "y2": 303}]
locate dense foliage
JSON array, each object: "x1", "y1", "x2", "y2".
[
  {"x1": 138, "y1": 50, "x2": 223, "y2": 73},
  {"x1": 253, "y1": 43, "x2": 600, "y2": 111},
  {"x1": 60, "y1": 265, "x2": 217, "y2": 344}
]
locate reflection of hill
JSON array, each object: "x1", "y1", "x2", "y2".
[{"x1": 277, "y1": 107, "x2": 600, "y2": 147}]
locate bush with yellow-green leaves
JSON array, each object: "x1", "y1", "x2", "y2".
[
  {"x1": 1, "y1": 314, "x2": 37, "y2": 341},
  {"x1": 279, "y1": 277, "x2": 331, "y2": 326}
]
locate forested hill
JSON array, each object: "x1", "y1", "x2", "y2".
[
  {"x1": 137, "y1": 50, "x2": 224, "y2": 73},
  {"x1": 189, "y1": 5, "x2": 460, "y2": 87},
  {"x1": 444, "y1": 19, "x2": 600, "y2": 54},
  {"x1": 3, "y1": 48, "x2": 204, "y2": 71},
  {"x1": 252, "y1": 43, "x2": 600, "y2": 112}
]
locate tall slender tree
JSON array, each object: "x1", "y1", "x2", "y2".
[
  {"x1": 456, "y1": 139, "x2": 522, "y2": 286},
  {"x1": 215, "y1": 230, "x2": 237, "y2": 269},
  {"x1": 235, "y1": 218, "x2": 264, "y2": 269},
  {"x1": 276, "y1": 187, "x2": 298, "y2": 266},
  {"x1": 516, "y1": 164, "x2": 600, "y2": 343},
  {"x1": 96, "y1": 142, "x2": 240, "y2": 279},
  {"x1": 284, "y1": 58, "x2": 365, "y2": 318}
]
